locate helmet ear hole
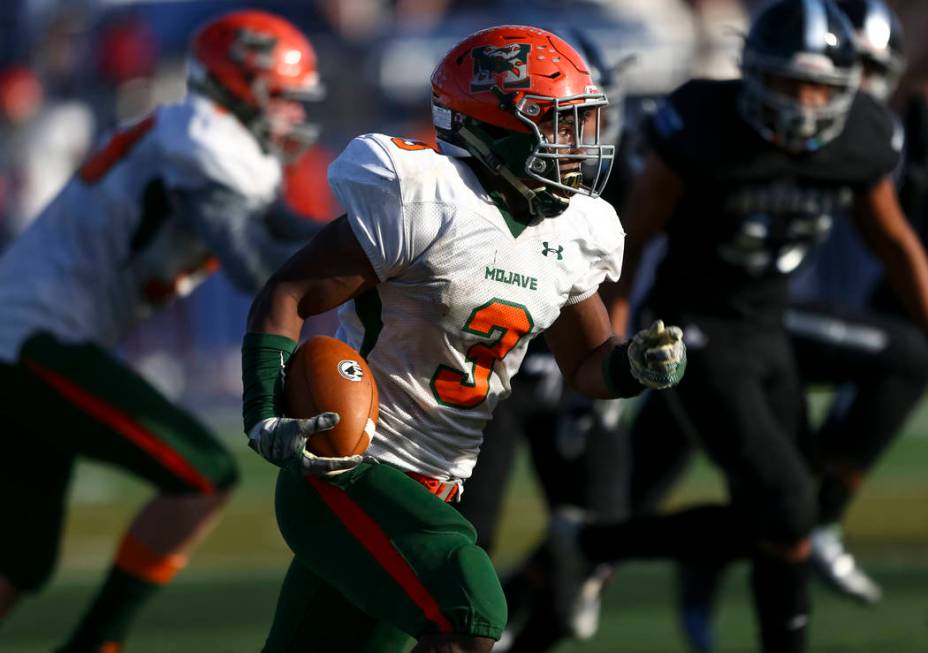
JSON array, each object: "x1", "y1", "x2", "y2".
[
  {"x1": 477, "y1": 122, "x2": 510, "y2": 141},
  {"x1": 528, "y1": 158, "x2": 548, "y2": 173}
]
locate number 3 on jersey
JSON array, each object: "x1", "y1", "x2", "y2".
[{"x1": 431, "y1": 299, "x2": 534, "y2": 409}]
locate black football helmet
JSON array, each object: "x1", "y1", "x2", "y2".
[
  {"x1": 739, "y1": 0, "x2": 861, "y2": 153},
  {"x1": 835, "y1": 0, "x2": 905, "y2": 101}
]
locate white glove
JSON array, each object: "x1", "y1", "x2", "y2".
[
  {"x1": 628, "y1": 320, "x2": 687, "y2": 390},
  {"x1": 248, "y1": 414, "x2": 364, "y2": 476}
]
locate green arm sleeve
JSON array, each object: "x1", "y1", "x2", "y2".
[
  {"x1": 242, "y1": 332, "x2": 297, "y2": 434},
  {"x1": 602, "y1": 342, "x2": 646, "y2": 399}
]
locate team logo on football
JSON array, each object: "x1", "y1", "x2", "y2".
[
  {"x1": 471, "y1": 44, "x2": 531, "y2": 91},
  {"x1": 337, "y1": 359, "x2": 364, "y2": 382}
]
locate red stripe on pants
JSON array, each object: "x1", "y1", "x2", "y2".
[
  {"x1": 24, "y1": 359, "x2": 214, "y2": 494},
  {"x1": 307, "y1": 476, "x2": 454, "y2": 634}
]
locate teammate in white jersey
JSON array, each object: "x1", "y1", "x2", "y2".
[
  {"x1": 0, "y1": 11, "x2": 324, "y2": 653},
  {"x1": 242, "y1": 25, "x2": 686, "y2": 653}
]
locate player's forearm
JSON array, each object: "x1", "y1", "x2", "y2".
[
  {"x1": 566, "y1": 337, "x2": 644, "y2": 399},
  {"x1": 175, "y1": 185, "x2": 310, "y2": 293},
  {"x1": 242, "y1": 275, "x2": 308, "y2": 435},
  {"x1": 247, "y1": 276, "x2": 305, "y2": 341}
]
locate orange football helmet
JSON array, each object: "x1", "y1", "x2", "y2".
[
  {"x1": 0, "y1": 66, "x2": 43, "y2": 126},
  {"x1": 431, "y1": 25, "x2": 614, "y2": 217},
  {"x1": 188, "y1": 10, "x2": 324, "y2": 161}
]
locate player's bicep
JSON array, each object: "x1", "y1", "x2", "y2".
[
  {"x1": 247, "y1": 216, "x2": 379, "y2": 337},
  {"x1": 276, "y1": 215, "x2": 378, "y2": 315}
]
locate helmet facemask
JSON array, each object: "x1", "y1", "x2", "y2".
[
  {"x1": 437, "y1": 86, "x2": 615, "y2": 218},
  {"x1": 251, "y1": 79, "x2": 324, "y2": 163}
]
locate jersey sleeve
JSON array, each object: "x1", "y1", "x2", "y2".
[
  {"x1": 155, "y1": 101, "x2": 281, "y2": 208},
  {"x1": 566, "y1": 200, "x2": 625, "y2": 304},
  {"x1": 328, "y1": 134, "x2": 437, "y2": 282},
  {"x1": 174, "y1": 184, "x2": 322, "y2": 293}
]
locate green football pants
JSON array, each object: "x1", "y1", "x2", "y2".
[
  {"x1": 264, "y1": 462, "x2": 507, "y2": 652},
  {"x1": 0, "y1": 332, "x2": 237, "y2": 591}
]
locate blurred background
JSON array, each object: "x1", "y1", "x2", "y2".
[{"x1": 1, "y1": 1, "x2": 926, "y2": 651}]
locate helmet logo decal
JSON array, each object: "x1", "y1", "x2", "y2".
[
  {"x1": 230, "y1": 28, "x2": 278, "y2": 70},
  {"x1": 471, "y1": 44, "x2": 531, "y2": 91}
]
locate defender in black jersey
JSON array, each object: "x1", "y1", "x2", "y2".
[
  {"x1": 620, "y1": 2, "x2": 927, "y2": 649},
  {"x1": 546, "y1": 2, "x2": 928, "y2": 653},
  {"x1": 757, "y1": 0, "x2": 921, "y2": 610}
]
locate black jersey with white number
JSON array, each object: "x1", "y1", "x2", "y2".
[{"x1": 645, "y1": 78, "x2": 900, "y2": 325}]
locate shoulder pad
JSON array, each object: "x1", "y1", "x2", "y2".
[
  {"x1": 327, "y1": 133, "x2": 400, "y2": 192},
  {"x1": 154, "y1": 97, "x2": 281, "y2": 205},
  {"x1": 570, "y1": 195, "x2": 624, "y2": 248},
  {"x1": 329, "y1": 133, "x2": 475, "y2": 208}
]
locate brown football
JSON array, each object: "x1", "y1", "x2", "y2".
[{"x1": 283, "y1": 335, "x2": 378, "y2": 457}]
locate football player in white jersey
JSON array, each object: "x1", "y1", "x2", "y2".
[
  {"x1": 242, "y1": 25, "x2": 686, "y2": 653},
  {"x1": 0, "y1": 11, "x2": 325, "y2": 653}
]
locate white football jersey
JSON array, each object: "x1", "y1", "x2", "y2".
[
  {"x1": 329, "y1": 134, "x2": 625, "y2": 481},
  {"x1": 0, "y1": 94, "x2": 281, "y2": 363}
]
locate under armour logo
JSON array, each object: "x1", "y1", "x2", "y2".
[{"x1": 541, "y1": 242, "x2": 563, "y2": 260}]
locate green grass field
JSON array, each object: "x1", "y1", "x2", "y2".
[{"x1": 5, "y1": 395, "x2": 928, "y2": 652}]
